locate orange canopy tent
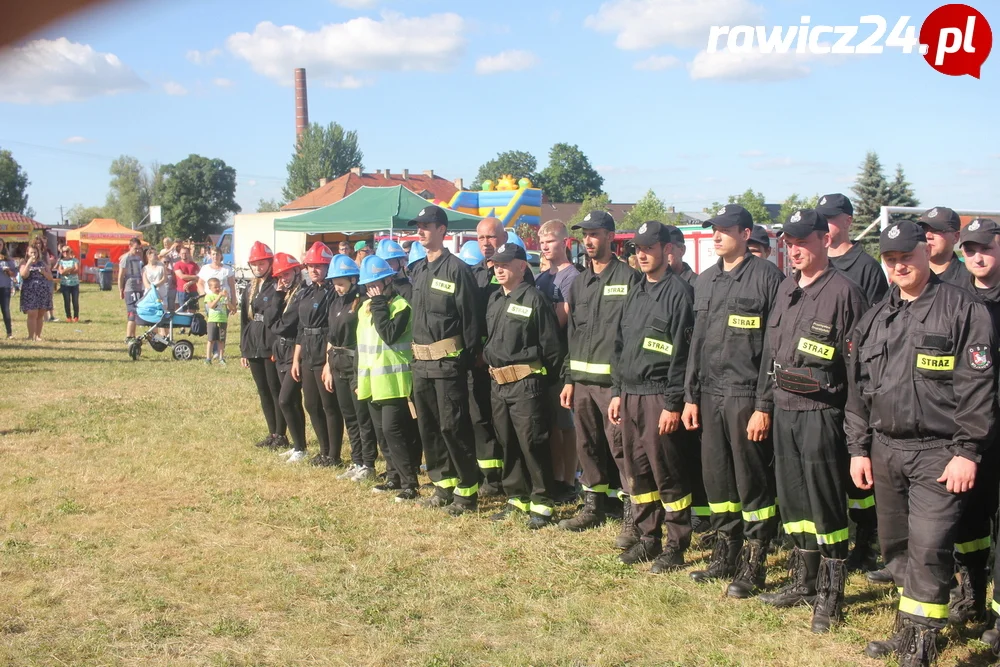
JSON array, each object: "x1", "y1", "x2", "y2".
[{"x1": 65, "y1": 219, "x2": 142, "y2": 283}]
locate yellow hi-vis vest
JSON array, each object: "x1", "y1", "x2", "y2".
[{"x1": 356, "y1": 295, "x2": 413, "y2": 402}]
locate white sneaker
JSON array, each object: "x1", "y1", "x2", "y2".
[
  {"x1": 336, "y1": 464, "x2": 361, "y2": 480},
  {"x1": 286, "y1": 450, "x2": 307, "y2": 463},
  {"x1": 279, "y1": 448, "x2": 297, "y2": 459},
  {"x1": 351, "y1": 466, "x2": 376, "y2": 482}
]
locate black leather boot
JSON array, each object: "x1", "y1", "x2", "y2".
[
  {"x1": 615, "y1": 496, "x2": 640, "y2": 550},
  {"x1": 557, "y1": 491, "x2": 605, "y2": 531},
  {"x1": 811, "y1": 557, "x2": 847, "y2": 633},
  {"x1": 690, "y1": 536, "x2": 741, "y2": 583},
  {"x1": 896, "y1": 623, "x2": 939, "y2": 667},
  {"x1": 846, "y1": 524, "x2": 878, "y2": 573},
  {"x1": 758, "y1": 548, "x2": 819, "y2": 607},
  {"x1": 980, "y1": 617, "x2": 1000, "y2": 656},
  {"x1": 949, "y1": 562, "x2": 989, "y2": 624},
  {"x1": 726, "y1": 540, "x2": 769, "y2": 598},
  {"x1": 865, "y1": 612, "x2": 906, "y2": 659}
]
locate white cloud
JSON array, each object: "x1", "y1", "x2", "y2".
[
  {"x1": 332, "y1": 0, "x2": 378, "y2": 7},
  {"x1": 739, "y1": 149, "x2": 765, "y2": 157},
  {"x1": 475, "y1": 50, "x2": 538, "y2": 75},
  {"x1": 585, "y1": 0, "x2": 763, "y2": 50},
  {"x1": 633, "y1": 55, "x2": 681, "y2": 71},
  {"x1": 212, "y1": 77, "x2": 235, "y2": 88},
  {"x1": 226, "y1": 12, "x2": 466, "y2": 85},
  {"x1": 247, "y1": 179, "x2": 258, "y2": 187},
  {"x1": 63, "y1": 136, "x2": 92, "y2": 144},
  {"x1": 0, "y1": 37, "x2": 145, "y2": 104},
  {"x1": 163, "y1": 81, "x2": 188, "y2": 96},
  {"x1": 688, "y1": 49, "x2": 818, "y2": 81},
  {"x1": 186, "y1": 48, "x2": 222, "y2": 65}
]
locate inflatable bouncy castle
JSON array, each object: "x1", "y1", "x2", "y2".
[{"x1": 448, "y1": 175, "x2": 543, "y2": 230}]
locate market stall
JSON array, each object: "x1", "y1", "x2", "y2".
[
  {"x1": 0, "y1": 212, "x2": 47, "y2": 257},
  {"x1": 65, "y1": 218, "x2": 141, "y2": 283}
]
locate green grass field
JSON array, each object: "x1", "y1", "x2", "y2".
[{"x1": 0, "y1": 284, "x2": 994, "y2": 666}]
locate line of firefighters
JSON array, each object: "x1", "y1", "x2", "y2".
[{"x1": 235, "y1": 196, "x2": 1000, "y2": 667}]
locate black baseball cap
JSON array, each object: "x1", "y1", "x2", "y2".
[
  {"x1": 703, "y1": 204, "x2": 753, "y2": 231},
  {"x1": 407, "y1": 204, "x2": 449, "y2": 227},
  {"x1": 666, "y1": 225, "x2": 685, "y2": 246},
  {"x1": 633, "y1": 220, "x2": 673, "y2": 246},
  {"x1": 917, "y1": 206, "x2": 961, "y2": 232},
  {"x1": 748, "y1": 225, "x2": 771, "y2": 248},
  {"x1": 779, "y1": 209, "x2": 828, "y2": 238},
  {"x1": 816, "y1": 193, "x2": 853, "y2": 218},
  {"x1": 959, "y1": 218, "x2": 1000, "y2": 248},
  {"x1": 880, "y1": 221, "x2": 926, "y2": 254},
  {"x1": 571, "y1": 210, "x2": 615, "y2": 231},
  {"x1": 491, "y1": 242, "x2": 527, "y2": 263}
]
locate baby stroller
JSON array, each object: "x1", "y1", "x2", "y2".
[{"x1": 127, "y1": 292, "x2": 207, "y2": 361}]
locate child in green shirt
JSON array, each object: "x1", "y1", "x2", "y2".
[{"x1": 204, "y1": 277, "x2": 229, "y2": 365}]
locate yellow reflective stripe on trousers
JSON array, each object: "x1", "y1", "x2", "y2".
[
  {"x1": 662, "y1": 493, "x2": 693, "y2": 512},
  {"x1": 742, "y1": 505, "x2": 777, "y2": 523},
  {"x1": 631, "y1": 490, "x2": 661, "y2": 505},
  {"x1": 569, "y1": 360, "x2": 612, "y2": 375},
  {"x1": 508, "y1": 498, "x2": 530, "y2": 512},
  {"x1": 582, "y1": 483, "x2": 609, "y2": 493},
  {"x1": 692, "y1": 506, "x2": 711, "y2": 517},
  {"x1": 606, "y1": 488, "x2": 622, "y2": 499},
  {"x1": 709, "y1": 501, "x2": 742, "y2": 514},
  {"x1": 477, "y1": 459, "x2": 503, "y2": 470},
  {"x1": 993, "y1": 599, "x2": 1000, "y2": 615},
  {"x1": 899, "y1": 595, "x2": 949, "y2": 619},
  {"x1": 816, "y1": 527, "x2": 850, "y2": 545},
  {"x1": 955, "y1": 535, "x2": 991, "y2": 554},
  {"x1": 529, "y1": 502, "x2": 553, "y2": 517},
  {"x1": 848, "y1": 495, "x2": 876, "y2": 510},
  {"x1": 783, "y1": 520, "x2": 817, "y2": 535},
  {"x1": 434, "y1": 477, "x2": 459, "y2": 489},
  {"x1": 453, "y1": 483, "x2": 479, "y2": 497}
]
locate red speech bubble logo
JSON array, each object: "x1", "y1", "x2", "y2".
[{"x1": 920, "y1": 4, "x2": 992, "y2": 78}]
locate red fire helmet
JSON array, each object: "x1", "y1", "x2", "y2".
[
  {"x1": 303, "y1": 242, "x2": 334, "y2": 265},
  {"x1": 248, "y1": 241, "x2": 274, "y2": 263},
  {"x1": 271, "y1": 252, "x2": 301, "y2": 277}
]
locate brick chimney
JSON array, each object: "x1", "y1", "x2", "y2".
[
  {"x1": 319, "y1": 177, "x2": 328, "y2": 187},
  {"x1": 350, "y1": 167, "x2": 362, "y2": 176},
  {"x1": 375, "y1": 169, "x2": 383, "y2": 176},
  {"x1": 401, "y1": 169, "x2": 409, "y2": 180},
  {"x1": 384, "y1": 169, "x2": 391, "y2": 179},
  {"x1": 294, "y1": 68, "x2": 308, "y2": 144},
  {"x1": 453, "y1": 177, "x2": 464, "y2": 190},
  {"x1": 423, "y1": 169, "x2": 434, "y2": 178}
]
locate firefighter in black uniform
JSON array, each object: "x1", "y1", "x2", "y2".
[
  {"x1": 682, "y1": 205, "x2": 785, "y2": 596},
  {"x1": 846, "y1": 221, "x2": 996, "y2": 666},
  {"x1": 757, "y1": 209, "x2": 867, "y2": 634},
  {"x1": 471, "y1": 217, "x2": 534, "y2": 495},
  {"x1": 558, "y1": 211, "x2": 641, "y2": 543},
  {"x1": 666, "y1": 226, "x2": 698, "y2": 288},
  {"x1": 747, "y1": 225, "x2": 772, "y2": 260},
  {"x1": 483, "y1": 242, "x2": 563, "y2": 528},
  {"x1": 816, "y1": 193, "x2": 887, "y2": 575},
  {"x1": 269, "y1": 253, "x2": 308, "y2": 460},
  {"x1": 608, "y1": 220, "x2": 697, "y2": 571},
  {"x1": 241, "y1": 241, "x2": 288, "y2": 452},
  {"x1": 407, "y1": 205, "x2": 482, "y2": 515},
  {"x1": 918, "y1": 206, "x2": 970, "y2": 287}
]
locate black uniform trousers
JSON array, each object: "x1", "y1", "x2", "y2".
[
  {"x1": 301, "y1": 366, "x2": 344, "y2": 461},
  {"x1": 621, "y1": 393, "x2": 693, "y2": 550},
  {"x1": 332, "y1": 362, "x2": 378, "y2": 468},
  {"x1": 412, "y1": 369, "x2": 480, "y2": 507},
  {"x1": 573, "y1": 382, "x2": 625, "y2": 497},
  {"x1": 491, "y1": 377, "x2": 555, "y2": 516},
  {"x1": 873, "y1": 438, "x2": 968, "y2": 628},
  {"x1": 248, "y1": 357, "x2": 285, "y2": 438},
  {"x1": 277, "y1": 368, "x2": 307, "y2": 452},
  {"x1": 700, "y1": 393, "x2": 778, "y2": 542},
  {"x1": 956, "y1": 445, "x2": 998, "y2": 576},
  {"x1": 368, "y1": 398, "x2": 421, "y2": 490},
  {"x1": 469, "y1": 366, "x2": 503, "y2": 483},
  {"x1": 846, "y1": 477, "x2": 878, "y2": 531},
  {"x1": 773, "y1": 407, "x2": 850, "y2": 559}
]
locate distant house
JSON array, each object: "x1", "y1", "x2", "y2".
[{"x1": 282, "y1": 168, "x2": 464, "y2": 212}]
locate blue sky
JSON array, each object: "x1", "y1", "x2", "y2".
[{"x1": 0, "y1": 0, "x2": 997, "y2": 226}]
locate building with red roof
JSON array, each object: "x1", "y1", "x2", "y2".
[{"x1": 281, "y1": 168, "x2": 463, "y2": 212}]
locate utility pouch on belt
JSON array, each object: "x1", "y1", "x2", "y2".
[
  {"x1": 773, "y1": 364, "x2": 823, "y2": 394},
  {"x1": 411, "y1": 335, "x2": 462, "y2": 361},
  {"x1": 489, "y1": 362, "x2": 541, "y2": 385},
  {"x1": 330, "y1": 345, "x2": 356, "y2": 359},
  {"x1": 408, "y1": 400, "x2": 418, "y2": 419}
]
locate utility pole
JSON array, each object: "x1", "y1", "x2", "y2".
[{"x1": 59, "y1": 205, "x2": 64, "y2": 226}]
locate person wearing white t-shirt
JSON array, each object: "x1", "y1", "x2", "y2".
[{"x1": 197, "y1": 247, "x2": 237, "y2": 308}]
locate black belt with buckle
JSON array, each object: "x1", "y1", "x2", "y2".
[
  {"x1": 330, "y1": 345, "x2": 356, "y2": 358},
  {"x1": 302, "y1": 327, "x2": 327, "y2": 336}
]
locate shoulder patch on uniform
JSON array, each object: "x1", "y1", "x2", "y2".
[
  {"x1": 969, "y1": 345, "x2": 992, "y2": 371},
  {"x1": 810, "y1": 321, "x2": 833, "y2": 337}
]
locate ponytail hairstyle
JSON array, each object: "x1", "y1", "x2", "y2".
[{"x1": 280, "y1": 271, "x2": 303, "y2": 316}]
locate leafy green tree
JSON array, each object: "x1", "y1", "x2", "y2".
[
  {"x1": 471, "y1": 150, "x2": 539, "y2": 191},
  {"x1": 778, "y1": 193, "x2": 819, "y2": 224},
  {"x1": 537, "y1": 143, "x2": 605, "y2": 203},
  {"x1": 283, "y1": 122, "x2": 364, "y2": 202},
  {"x1": 887, "y1": 164, "x2": 920, "y2": 209},
  {"x1": 256, "y1": 198, "x2": 283, "y2": 213},
  {"x1": 567, "y1": 192, "x2": 611, "y2": 241},
  {"x1": 66, "y1": 204, "x2": 107, "y2": 227},
  {"x1": 158, "y1": 155, "x2": 241, "y2": 241},
  {"x1": 851, "y1": 151, "x2": 891, "y2": 240},
  {"x1": 620, "y1": 189, "x2": 669, "y2": 230},
  {"x1": 0, "y1": 148, "x2": 32, "y2": 216},
  {"x1": 105, "y1": 156, "x2": 148, "y2": 228}
]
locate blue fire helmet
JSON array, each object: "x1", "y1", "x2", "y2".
[
  {"x1": 506, "y1": 231, "x2": 526, "y2": 249},
  {"x1": 376, "y1": 238, "x2": 407, "y2": 261},
  {"x1": 359, "y1": 255, "x2": 396, "y2": 286},
  {"x1": 327, "y1": 254, "x2": 360, "y2": 280},
  {"x1": 408, "y1": 241, "x2": 427, "y2": 263},
  {"x1": 458, "y1": 240, "x2": 484, "y2": 266}
]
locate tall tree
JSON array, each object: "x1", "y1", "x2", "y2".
[
  {"x1": 283, "y1": 121, "x2": 364, "y2": 202},
  {"x1": 537, "y1": 143, "x2": 605, "y2": 203},
  {"x1": 105, "y1": 155, "x2": 149, "y2": 228},
  {"x1": 851, "y1": 151, "x2": 891, "y2": 240},
  {"x1": 66, "y1": 204, "x2": 107, "y2": 227},
  {"x1": 620, "y1": 189, "x2": 669, "y2": 230},
  {"x1": 567, "y1": 192, "x2": 611, "y2": 241},
  {"x1": 887, "y1": 164, "x2": 920, "y2": 209},
  {"x1": 778, "y1": 193, "x2": 819, "y2": 224},
  {"x1": 256, "y1": 198, "x2": 283, "y2": 213},
  {"x1": 0, "y1": 148, "x2": 32, "y2": 216},
  {"x1": 471, "y1": 150, "x2": 539, "y2": 191},
  {"x1": 158, "y1": 155, "x2": 241, "y2": 241}
]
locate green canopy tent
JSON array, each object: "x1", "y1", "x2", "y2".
[{"x1": 275, "y1": 186, "x2": 483, "y2": 235}]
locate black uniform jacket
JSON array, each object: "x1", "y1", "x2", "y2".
[
  {"x1": 830, "y1": 242, "x2": 889, "y2": 305},
  {"x1": 845, "y1": 275, "x2": 997, "y2": 462},
  {"x1": 675, "y1": 262, "x2": 697, "y2": 288},
  {"x1": 267, "y1": 287, "x2": 298, "y2": 373},
  {"x1": 612, "y1": 272, "x2": 694, "y2": 412},
  {"x1": 936, "y1": 254, "x2": 972, "y2": 288},
  {"x1": 759, "y1": 267, "x2": 868, "y2": 412},
  {"x1": 484, "y1": 281, "x2": 563, "y2": 393},
  {"x1": 408, "y1": 249, "x2": 480, "y2": 378},
  {"x1": 327, "y1": 286, "x2": 365, "y2": 373},
  {"x1": 392, "y1": 275, "x2": 412, "y2": 303},
  {"x1": 972, "y1": 280, "x2": 1000, "y2": 337},
  {"x1": 295, "y1": 280, "x2": 336, "y2": 371},
  {"x1": 684, "y1": 253, "x2": 784, "y2": 411},
  {"x1": 240, "y1": 277, "x2": 279, "y2": 359},
  {"x1": 473, "y1": 258, "x2": 535, "y2": 344},
  {"x1": 565, "y1": 255, "x2": 641, "y2": 386}
]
